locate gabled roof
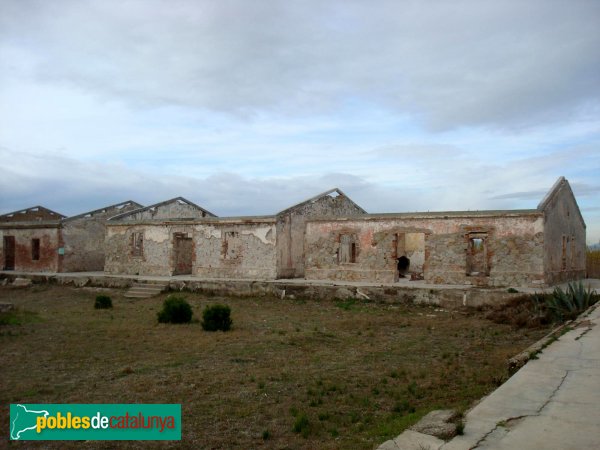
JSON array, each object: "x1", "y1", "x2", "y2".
[
  {"x1": 276, "y1": 188, "x2": 367, "y2": 216},
  {"x1": 108, "y1": 197, "x2": 216, "y2": 221},
  {"x1": 62, "y1": 200, "x2": 143, "y2": 223},
  {"x1": 0, "y1": 205, "x2": 66, "y2": 222},
  {"x1": 537, "y1": 176, "x2": 586, "y2": 227}
]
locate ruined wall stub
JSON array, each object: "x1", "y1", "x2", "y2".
[
  {"x1": 61, "y1": 201, "x2": 141, "y2": 272},
  {"x1": 195, "y1": 219, "x2": 277, "y2": 279},
  {"x1": 538, "y1": 177, "x2": 586, "y2": 284},
  {"x1": 305, "y1": 212, "x2": 546, "y2": 287},
  {"x1": 276, "y1": 189, "x2": 366, "y2": 278}
]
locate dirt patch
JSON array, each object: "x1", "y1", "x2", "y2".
[{"x1": 0, "y1": 285, "x2": 552, "y2": 449}]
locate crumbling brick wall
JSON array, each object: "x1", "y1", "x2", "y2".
[
  {"x1": 305, "y1": 212, "x2": 546, "y2": 287},
  {"x1": 195, "y1": 220, "x2": 277, "y2": 279},
  {"x1": 104, "y1": 223, "x2": 176, "y2": 276},
  {"x1": 0, "y1": 226, "x2": 61, "y2": 272}
]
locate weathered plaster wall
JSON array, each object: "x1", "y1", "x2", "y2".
[
  {"x1": 276, "y1": 193, "x2": 365, "y2": 278},
  {"x1": 541, "y1": 181, "x2": 586, "y2": 284},
  {"x1": 195, "y1": 220, "x2": 277, "y2": 279},
  {"x1": 61, "y1": 203, "x2": 140, "y2": 272},
  {"x1": 105, "y1": 220, "x2": 276, "y2": 278},
  {"x1": 305, "y1": 213, "x2": 546, "y2": 287},
  {"x1": 104, "y1": 224, "x2": 175, "y2": 276},
  {"x1": 0, "y1": 226, "x2": 60, "y2": 272}
]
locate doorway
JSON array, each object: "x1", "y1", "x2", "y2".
[
  {"x1": 173, "y1": 233, "x2": 193, "y2": 275},
  {"x1": 467, "y1": 235, "x2": 488, "y2": 276},
  {"x1": 3, "y1": 236, "x2": 15, "y2": 270}
]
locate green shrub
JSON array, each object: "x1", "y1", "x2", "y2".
[
  {"x1": 157, "y1": 295, "x2": 192, "y2": 324},
  {"x1": 547, "y1": 281, "x2": 598, "y2": 322},
  {"x1": 201, "y1": 304, "x2": 232, "y2": 331},
  {"x1": 292, "y1": 412, "x2": 309, "y2": 436},
  {"x1": 94, "y1": 295, "x2": 113, "y2": 309}
]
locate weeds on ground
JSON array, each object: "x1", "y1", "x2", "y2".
[{"x1": 485, "y1": 281, "x2": 598, "y2": 327}]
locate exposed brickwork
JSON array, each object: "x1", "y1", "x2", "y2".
[
  {"x1": 0, "y1": 226, "x2": 61, "y2": 272},
  {"x1": 305, "y1": 213, "x2": 547, "y2": 287}
]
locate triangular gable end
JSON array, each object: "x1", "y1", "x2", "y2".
[
  {"x1": 0, "y1": 205, "x2": 66, "y2": 222},
  {"x1": 276, "y1": 188, "x2": 367, "y2": 216},
  {"x1": 62, "y1": 200, "x2": 144, "y2": 222},
  {"x1": 108, "y1": 196, "x2": 217, "y2": 221},
  {"x1": 537, "y1": 176, "x2": 586, "y2": 228}
]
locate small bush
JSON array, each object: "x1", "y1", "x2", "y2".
[
  {"x1": 94, "y1": 295, "x2": 113, "y2": 309},
  {"x1": 157, "y1": 295, "x2": 192, "y2": 324},
  {"x1": 201, "y1": 304, "x2": 232, "y2": 331},
  {"x1": 292, "y1": 413, "x2": 310, "y2": 436}
]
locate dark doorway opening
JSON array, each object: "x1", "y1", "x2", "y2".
[
  {"x1": 173, "y1": 233, "x2": 193, "y2": 275},
  {"x1": 397, "y1": 256, "x2": 410, "y2": 277},
  {"x1": 4, "y1": 236, "x2": 15, "y2": 270}
]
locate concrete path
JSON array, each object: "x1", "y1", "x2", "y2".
[{"x1": 441, "y1": 300, "x2": 600, "y2": 450}]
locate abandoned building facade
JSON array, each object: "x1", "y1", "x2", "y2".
[
  {"x1": 0, "y1": 177, "x2": 587, "y2": 288},
  {"x1": 103, "y1": 190, "x2": 365, "y2": 279},
  {"x1": 0, "y1": 201, "x2": 141, "y2": 273}
]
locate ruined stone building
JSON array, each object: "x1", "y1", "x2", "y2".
[
  {"x1": 1, "y1": 177, "x2": 586, "y2": 287},
  {"x1": 104, "y1": 197, "x2": 218, "y2": 276},
  {"x1": 304, "y1": 177, "x2": 586, "y2": 287},
  {"x1": 104, "y1": 189, "x2": 364, "y2": 278},
  {"x1": 1, "y1": 206, "x2": 66, "y2": 272},
  {"x1": 1, "y1": 201, "x2": 141, "y2": 272}
]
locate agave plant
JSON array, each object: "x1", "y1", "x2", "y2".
[{"x1": 546, "y1": 281, "x2": 597, "y2": 322}]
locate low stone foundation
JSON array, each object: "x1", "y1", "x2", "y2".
[{"x1": 0, "y1": 272, "x2": 524, "y2": 309}]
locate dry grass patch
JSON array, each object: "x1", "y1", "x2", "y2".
[{"x1": 0, "y1": 285, "x2": 552, "y2": 449}]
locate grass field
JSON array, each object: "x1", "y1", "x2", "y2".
[{"x1": 0, "y1": 285, "x2": 552, "y2": 449}]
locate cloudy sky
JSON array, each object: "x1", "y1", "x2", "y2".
[{"x1": 1, "y1": 0, "x2": 599, "y2": 243}]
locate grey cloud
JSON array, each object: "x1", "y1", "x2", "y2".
[
  {"x1": 570, "y1": 183, "x2": 600, "y2": 196},
  {"x1": 1, "y1": 0, "x2": 599, "y2": 129},
  {"x1": 490, "y1": 190, "x2": 547, "y2": 201},
  {"x1": 0, "y1": 150, "x2": 377, "y2": 217}
]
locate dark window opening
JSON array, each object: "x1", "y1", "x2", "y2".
[
  {"x1": 31, "y1": 239, "x2": 40, "y2": 261},
  {"x1": 131, "y1": 232, "x2": 144, "y2": 257},
  {"x1": 338, "y1": 234, "x2": 357, "y2": 264},
  {"x1": 222, "y1": 231, "x2": 239, "y2": 260}
]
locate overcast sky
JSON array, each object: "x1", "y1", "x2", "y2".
[{"x1": 1, "y1": 0, "x2": 599, "y2": 243}]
